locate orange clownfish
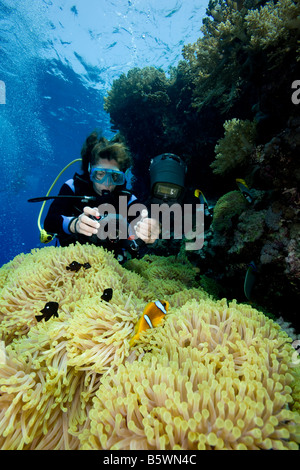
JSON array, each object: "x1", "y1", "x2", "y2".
[{"x1": 129, "y1": 300, "x2": 169, "y2": 347}]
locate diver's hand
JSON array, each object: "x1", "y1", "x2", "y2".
[
  {"x1": 70, "y1": 207, "x2": 100, "y2": 236},
  {"x1": 135, "y1": 216, "x2": 160, "y2": 244}
]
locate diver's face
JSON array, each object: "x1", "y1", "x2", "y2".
[{"x1": 91, "y1": 158, "x2": 120, "y2": 196}]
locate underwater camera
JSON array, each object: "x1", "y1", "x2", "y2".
[
  {"x1": 88, "y1": 213, "x2": 127, "y2": 243},
  {"x1": 89, "y1": 213, "x2": 145, "y2": 259}
]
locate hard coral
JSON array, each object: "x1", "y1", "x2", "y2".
[
  {"x1": 102, "y1": 0, "x2": 299, "y2": 199},
  {"x1": 203, "y1": 113, "x2": 300, "y2": 320},
  {"x1": 252, "y1": 117, "x2": 300, "y2": 190},
  {"x1": 285, "y1": 238, "x2": 300, "y2": 279},
  {"x1": 245, "y1": 0, "x2": 300, "y2": 50},
  {"x1": 210, "y1": 118, "x2": 257, "y2": 175},
  {"x1": 104, "y1": 66, "x2": 171, "y2": 159},
  {"x1": 0, "y1": 244, "x2": 299, "y2": 450},
  {"x1": 212, "y1": 190, "x2": 248, "y2": 232},
  {"x1": 104, "y1": 67, "x2": 170, "y2": 117},
  {"x1": 182, "y1": 0, "x2": 252, "y2": 112},
  {"x1": 229, "y1": 208, "x2": 266, "y2": 255},
  {"x1": 182, "y1": 0, "x2": 299, "y2": 113}
]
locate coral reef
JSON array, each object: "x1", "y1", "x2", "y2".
[
  {"x1": 0, "y1": 244, "x2": 300, "y2": 450},
  {"x1": 182, "y1": 0, "x2": 299, "y2": 116},
  {"x1": 102, "y1": 0, "x2": 299, "y2": 329},
  {"x1": 197, "y1": 116, "x2": 300, "y2": 325},
  {"x1": 103, "y1": 67, "x2": 173, "y2": 171},
  {"x1": 1, "y1": 0, "x2": 299, "y2": 450},
  {"x1": 212, "y1": 190, "x2": 248, "y2": 232},
  {"x1": 103, "y1": 0, "x2": 299, "y2": 196},
  {"x1": 210, "y1": 118, "x2": 257, "y2": 175},
  {"x1": 245, "y1": 0, "x2": 300, "y2": 51},
  {"x1": 276, "y1": 317, "x2": 300, "y2": 342},
  {"x1": 229, "y1": 208, "x2": 267, "y2": 255}
]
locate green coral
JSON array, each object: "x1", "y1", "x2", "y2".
[
  {"x1": 245, "y1": 0, "x2": 300, "y2": 50},
  {"x1": 104, "y1": 67, "x2": 170, "y2": 109},
  {"x1": 210, "y1": 118, "x2": 257, "y2": 175},
  {"x1": 212, "y1": 190, "x2": 248, "y2": 232},
  {"x1": 181, "y1": 1, "x2": 250, "y2": 112},
  {"x1": 181, "y1": 0, "x2": 300, "y2": 111},
  {"x1": 104, "y1": 66, "x2": 171, "y2": 137},
  {"x1": 101, "y1": 0, "x2": 299, "y2": 192}
]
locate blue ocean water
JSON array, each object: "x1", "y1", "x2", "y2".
[{"x1": 0, "y1": 0, "x2": 207, "y2": 266}]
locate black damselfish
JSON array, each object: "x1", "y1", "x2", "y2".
[
  {"x1": 101, "y1": 288, "x2": 113, "y2": 302},
  {"x1": 66, "y1": 261, "x2": 91, "y2": 272},
  {"x1": 35, "y1": 301, "x2": 59, "y2": 322}
]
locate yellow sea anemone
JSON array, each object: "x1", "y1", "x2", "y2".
[
  {"x1": 80, "y1": 299, "x2": 300, "y2": 450},
  {"x1": 0, "y1": 244, "x2": 299, "y2": 450}
]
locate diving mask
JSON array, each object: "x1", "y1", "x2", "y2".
[{"x1": 90, "y1": 167, "x2": 125, "y2": 186}]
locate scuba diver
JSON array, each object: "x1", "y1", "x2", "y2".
[
  {"x1": 41, "y1": 132, "x2": 160, "y2": 262},
  {"x1": 146, "y1": 153, "x2": 213, "y2": 249}
]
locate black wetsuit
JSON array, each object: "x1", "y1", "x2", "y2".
[{"x1": 44, "y1": 172, "x2": 140, "y2": 257}]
